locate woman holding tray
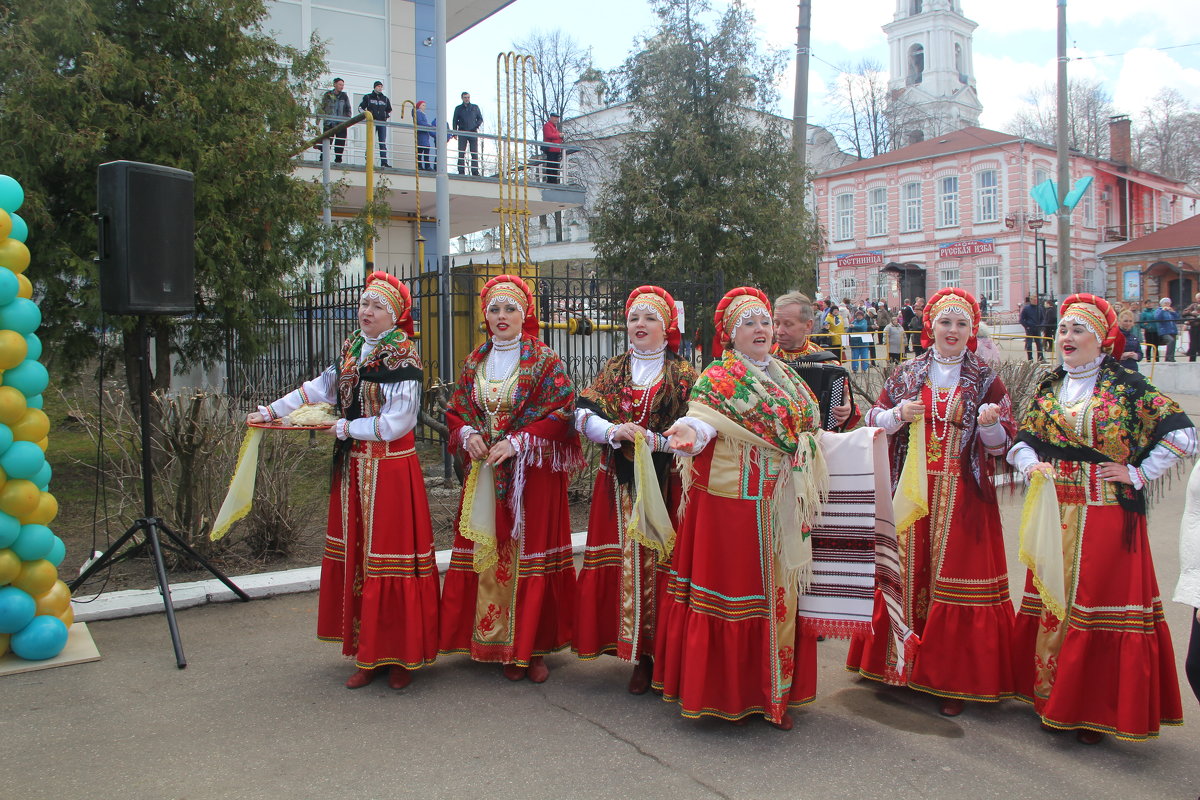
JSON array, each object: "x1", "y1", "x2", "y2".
[
  {"x1": 572, "y1": 285, "x2": 697, "y2": 693},
  {"x1": 247, "y1": 271, "x2": 438, "y2": 690},
  {"x1": 1008, "y1": 293, "x2": 1195, "y2": 743},
  {"x1": 438, "y1": 274, "x2": 583, "y2": 683}
]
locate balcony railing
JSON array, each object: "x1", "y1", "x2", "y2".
[
  {"x1": 1102, "y1": 222, "x2": 1173, "y2": 243},
  {"x1": 301, "y1": 115, "x2": 581, "y2": 188}
]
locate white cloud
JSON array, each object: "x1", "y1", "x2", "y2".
[
  {"x1": 1112, "y1": 49, "x2": 1200, "y2": 116},
  {"x1": 974, "y1": 54, "x2": 1055, "y2": 130}
]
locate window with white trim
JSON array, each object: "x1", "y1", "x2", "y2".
[
  {"x1": 1082, "y1": 182, "x2": 1095, "y2": 227},
  {"x1": 977, "y1": 262, "x2": 1001, "y2": 307},
  {"x1": 1034, "y1": 167, "x2": 1049, "y2": 187},
  {"x1": 975, "y1": 169, "x2": 998, "y2": 223},
  {"x1": 867, "y1": 187, "x2": 887, "y2": 237},
  {"x1": 936, "y1": 176, "x2": 959, "y2": 228},
  {"x1": 834, "y1": 193, "x2": 854, "y2": 241},
  {"x1": 939, "y1": 265, "x2": 960, "y2": 289},
  {"x1": 838, "y1": 276, "x2": 857, "y2": 300},
  {"x1": 902, "y1": 181, "x2": 922, "y2": 232},
  {"x1": 873, "y1": 269, "x2": 887, "y2": 301},
  {"x1": 1081, "y1": 266, "x2": 1098, "y2": 294}
]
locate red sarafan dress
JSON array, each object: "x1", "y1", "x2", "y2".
[
  {"x1": 1009, "y1": 356, "x2": 1195, "y2": 740},
  {"x1": 438, "y1": 334, "x2": 583, "y2": 666},
  {"x1": 846, "y1": 348, "x2": 1017, "y2": 703},
  {"x1": 572, "y1": 348, "x2": 696, "y2": 663},
  {"x1": 261, "y1": 329, "x2": 440, "y2": 670}
]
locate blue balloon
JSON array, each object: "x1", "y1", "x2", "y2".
[
  {"x1": 0, "y1": 298, "x2": 40, "y2": 335},
  {"x1": 0, "y1": 440, "x2": 44, "y2": 479},
  {"x1": 0, "y1": 269, "x2": 17, "y2": 306},
  {"x1": 11, "y1": 614, "x2": 68, "y2": 660},
  {"x1": 45, "y1": 535, "x2": 65, "y2": 567},
  {"x1": 0, "y1": 585, "x2": 35, "y2": 633},
  {"x1": 0, "y1": 176, "x2": 22, "y2": 214},
  {"x1": 7, "y1": 212, "x2": 27, "y2": 243},
  {"x1": 2, "y1": 359, "x2": 49, "y2": 397},
  {"x1": 0, "y1": 422, "x2": 12, "y2": 456},
  {"x1": 26, "y1": 394, "x2": 43, "y2": 410},
  {"x1": 24, "y1": 334, "x2": 41, "y2": 361},
  {"x1": 0, "y1": 512, "x2": 18, "y2": 548},
  {"x1": 11, "y1": 523, "x2": 53, "y2": 561},
  {"x1": 32, "y1": 460, "x2": 51, "y2": 490}
]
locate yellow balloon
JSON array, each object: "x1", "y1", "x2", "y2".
[
  {"x1": 0, "y1": 239, "x2": 29, "y2": 275},
  {"x1": 12, "y1": 408, "x2": 49, "y2": 443},
  {"x1": 22, "y1": 491, "x2": 57, "y2": 525},
  {"x1": 15, "y1": 273, "x2": 32, "y2": 300},
  {"x1": 0, "y1": 386, "x2": 26, "y2": 425},
  {"x1": 13, "y1": 558, "x2": 57, "y2": 596},
  {"x1": 0, "y1": 209, "x2": 10, "y2": 240},
  {"x1": 59, "y1": 604, "x2": 74, "y2": 628},
  {"x1": 0, "y1": 329, "x2": 27, "y2": 370},
  {"x1": 0, "y1": 631, "x2": 9, "y2": 657},
  {"x1": 0, "y1": 479, "x2": 40, "y2": 517},
  {"x1": 0, "y1": 547, "x2": 19, "y2": 584},
  {"x1": 36, "y1": 436, "x2": 47, "y2": 452},
  {"x1": 34, "y1": 579, "x2": 71, "y2": 617}
]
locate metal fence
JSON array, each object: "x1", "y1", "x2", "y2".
[{"x1": 224, "y1": 264, "x2": 725, "y2": 443}]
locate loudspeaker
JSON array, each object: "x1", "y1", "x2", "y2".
[{"x1": 97, "y1": 160, "x2": 195, "y2": 315}]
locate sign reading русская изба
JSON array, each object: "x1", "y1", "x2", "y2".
[{"x1": 938, "y1": 239, "x2": 996, "y2": 258}]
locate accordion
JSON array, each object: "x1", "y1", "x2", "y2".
[{"x1": 787, "y1": 352, "x2": 850, "y2": 431}]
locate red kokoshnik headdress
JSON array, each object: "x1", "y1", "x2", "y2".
[
  {"x1": 712, "y1": 286, "x2": 771, "y2": 355},
  {"x1": 921, "y1": 287, "x2": 980, "y2": 351},
  {"x1": 1059, "y1": 292, "x2": 1123, "y2": 356},
  {"x1": 625, "y1": 285, "x2": 681, "y2": 352},
  {"x1": 480, "y1": 273, "x2": 539, "y2": 338},
  {"x1": 363, "y1": 270, "x2": 414, "y2": 337}
]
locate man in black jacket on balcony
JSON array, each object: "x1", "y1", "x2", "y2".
[
  {"x1": 452, "y1": 91, "x2": 484, "y2": 176},
  {"x1": 358, "y1": 81, "x2": 392, "y2": 168}
]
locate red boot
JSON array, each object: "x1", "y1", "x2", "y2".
[
  {"x1": 528, "y1": 656, "x2": 549, "y2": 684},
  {"x1": 627, "y1": 655, "x2": 653, "y2": 695},
  {"x1": 388, "y1": 666, "x2": 412, "y2": 690},
  {"x1": 503, "y1": 663, "x2": 527, "y2": 681},
  {"x1": 345, "y1": 668, "x2": 377, "y2": 689}
]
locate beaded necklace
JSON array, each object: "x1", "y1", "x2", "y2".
[{"x1": 479, "y1": 338, "x2": 521, "y2": 417}]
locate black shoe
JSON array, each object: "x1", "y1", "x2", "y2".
[
  {"x1": 380, "y1": 161, "x2": 390, "y2": 168},
  {"x1": 334, "y1": 156, "x2": 342, "y2": 163}
]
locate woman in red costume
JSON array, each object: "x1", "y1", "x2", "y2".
[
  {"x1": 1008, "y1": 293, "x2": 1195, "y2": 743},
  {"x1": 248, "y1": 272, "x2": 438, "y2": 690},
  {"x1": 573, "y1": 286, "x2": 697, "y2": 693},
  {"x1": 657, "y1": 287, "x2": 826, "y2": 730},
  {"x1": 439, "y1": 274, "x2": 583, "y2": 682},
  {"x1": 845, "y1": 288, "x2": 1016, "y2": 716}
]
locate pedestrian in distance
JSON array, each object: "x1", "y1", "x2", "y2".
[{"x1": 452, "y1": 91, "x2": 484, "y2": 176}]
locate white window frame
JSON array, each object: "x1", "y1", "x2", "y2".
[
  {"x1": 977, "y1": 260, "x2": 1001, "y2": 307},
  {"x1": 1082, "y1": 182, "x2": 1095, "y2": 227},
  {"x1": 939, "y1": 264, "x2": 960, "y2": 290},
  {"x1": 867, "y1": 187, "x2": 887, "y2": 237},
  {"x1": 902, "y1": 181, "x2": 922, "y2": 232},
  {"x1": 838, "y1": 276, "x2": 858, "y2": 300},
  {"x1": 975, "y1": 169, "x2": 999, "y2": 223},
  {"x1": 834, "y1": 192, "x2": 854, "y2": 241},
  {"x1": 936, "y1": 176, "x2": 959, "y2": 228}
]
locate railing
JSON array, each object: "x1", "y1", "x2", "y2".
[
  {"x1": 1102, "y1": 222, "x2": 1173, "y2": 242},
  {"x1": 302, "y1": 115, "x2": 582, "y2": 187}
]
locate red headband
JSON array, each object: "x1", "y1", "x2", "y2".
[
  {"x1": 626, "y1": 285, "x2": 681, "y2": 352},
  {"x1": 712, "y1": 286, "x2": 771, "y2": 355},
  {"x1": 480, "y1": 273, "x2": 539, "y2": 338},
  {"x1": 921, "y1": 287, "x2": 980, "y2": 351},
  {"x1": 1060, "y1": 292, "x2": 1123, "y2": 356},
  {"x1": 364, "y1": 270, "x2": 414, "y2": 337}
]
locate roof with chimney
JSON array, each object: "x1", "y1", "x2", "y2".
[{"x1": 1102, "y1": 214, "x2": 1200, "y2": 258}]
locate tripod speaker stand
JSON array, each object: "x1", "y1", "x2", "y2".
[
  {"x1": 72, "y1": 160, "x2": 249, "y2": 668},
  {"x1": 70, "y1": 317, "x2": 251, "y2": 668}
]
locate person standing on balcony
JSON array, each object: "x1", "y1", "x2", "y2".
[
  {"x1": 317, "y1": 77, "x2": 352, "y2": 163},
  {"x1": 247, "y1": 273, "x2": 438, "y2": 690},
  {"x1": 541, "y1": 112, "x2": 564, "y2": 184},
  {"x1": 1156, "y1": 297, "x2": 1180, "y2": 362},
  {"x1": 414, "y1": 101, "x2": 438, "y2": 171},
  {"x1": 358, "y1": 81, "x2": 392, "y2": 168},
  {"x1": 452, "y1": 91, "x2": 484, "y2": 176}
]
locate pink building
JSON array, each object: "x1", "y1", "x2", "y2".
[{"x1": 813, "y1": 121, "x2": 1199, "y2": 313}]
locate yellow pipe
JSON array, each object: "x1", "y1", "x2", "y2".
[{"x1": 364, "y1": 109, "x2": 375, "y2": 274}]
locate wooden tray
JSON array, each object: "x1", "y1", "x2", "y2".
[{"x1": 247, "y1": 421, "x2": 333, "y2": 430}]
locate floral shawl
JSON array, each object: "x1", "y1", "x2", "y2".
[
  {"x1": 875, "y1": 349, "x2": 1014, "y2": 503},
  {"x1": 577, "y1": 350, "x2": 697, "y2": 485},
  {"x1": 1016, "y1": 355, "x2": 1192, "y2": 519},
  {"x1": 332, "y1": 329, "x2": 424, "y2": 472}
]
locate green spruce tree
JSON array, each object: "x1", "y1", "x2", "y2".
[
  {"x1": 0, "y1": 0, "x2": 374, "y2": 391},
  {"x1": 591, "y1": 0, "x2": 822, "y2": 299}
]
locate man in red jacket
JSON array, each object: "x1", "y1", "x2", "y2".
[{"x1": 541, "y1": 112, "x2": 563, "y2": 183}]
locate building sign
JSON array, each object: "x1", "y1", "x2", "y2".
[
  {"x1": 835, "y1": 250, "x2": 884, "y2": 268},
  {"x1": 1123, "y1": 269, "x2": 1142, "y2": 300},
  {"x1": 938, "y1": 239, "x2": 995, "y2": 258}
]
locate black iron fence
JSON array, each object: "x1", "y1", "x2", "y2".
[{"x1": 224, "y1": 263, "x2": 725, "y2": 444}]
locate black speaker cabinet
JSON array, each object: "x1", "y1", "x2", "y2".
[{"x1": 97, "y1": 160, "x2": 196, "y2": 315}]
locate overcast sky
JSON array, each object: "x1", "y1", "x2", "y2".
[{"x1": 447, "y1": 0, "x2": 1200, "y2": 135}]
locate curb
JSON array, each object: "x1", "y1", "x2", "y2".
[{"x1": 71, "y1": 531, "x2": 590, "y2": 623}]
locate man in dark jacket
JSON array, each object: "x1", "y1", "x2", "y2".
[
  {"x1": 358, "y1": 81, "x2": 392, "y2": 168},
  {"x1": 452, "y1": 91, "x2": 484, "y2": 176},
  {"x1": 317, "y1": 78, "x2": 352, "y2": 163},
  {"x1": 1019, "y1": 296, "x2": 1044, "y2": 361},
  {"x1": 1040, "y1": 299, "x2": 1058, "y2": 358}
]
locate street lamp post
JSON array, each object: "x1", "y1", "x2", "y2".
[{"x1": 1006, "y1": 211, "x2": 1050, "y2": 302}]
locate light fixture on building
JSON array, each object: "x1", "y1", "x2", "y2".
[{"x1": 423, "y1": 36, "x2": 434, "y2": 47}]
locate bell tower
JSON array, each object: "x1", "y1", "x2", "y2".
[{"x1": 884, "y1": 0, "x2": 983, "y2": 144}]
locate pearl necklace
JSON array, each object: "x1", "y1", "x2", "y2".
[
  {"x1": 480, "y1": 338, "x2": 520, "y2": 416},
  {"x1": 927, "y1": 380, "x2": 960, "y2": 443}
]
